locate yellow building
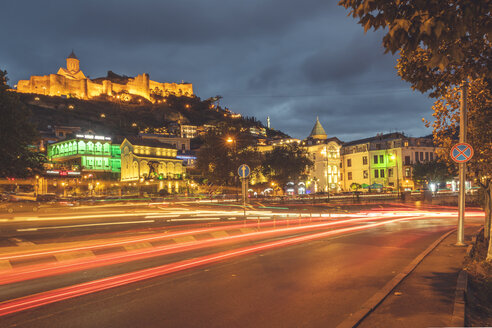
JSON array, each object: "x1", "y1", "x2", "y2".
[
  {"x1": 120, "y1": 137, "x2": 184, "y2": 184},
  {"x1": 302, "y1": 118, "x2": 342, "y2": 193},
  {"x1": 16, "y1": 51, "x2": 193, "y2": 102},
  {"x1": 340, "y1": 133, "x2": 437, "y2": 192}
]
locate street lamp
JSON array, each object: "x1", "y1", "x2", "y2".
[
  {"x1": 321, "y1": 145, "x2": 330, "y2": 200},
  {"x1": 390, "y1": 154, "x2": 400, "y2": 199}
]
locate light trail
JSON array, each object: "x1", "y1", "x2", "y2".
[
  {"x1": 0, "y1": 212, "x2": 398, "y2": 261},
  {"x1": 16, "y1": 220, "x2": 155, "y2": 232},
  {"x1": 0, "y1": 216, "x2": 449, "y2": 317},
  {"x1": 0, "y1": 214, "x2": 423, "y2": 285}
]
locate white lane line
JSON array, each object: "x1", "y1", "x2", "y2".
[
  {"x1": 144, "y1": 215, "x2": 181, "y2": 219},
  {"x1": 169, "y1": 218, "x2": 221, "y2": 222},
  {"x1": 16, "y1": 220, "x2": 155, "y2": 232},
  {"x1": 17, "y1": 213, "x2": 165, "y2": 221}
]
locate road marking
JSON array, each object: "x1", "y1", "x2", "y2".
[
  {"x1": 55, "y1": 251, "x2": 95, "y2": 262},
  {"x1": 124, "y1": 242, "x2": 153, "y2": 252},
  {"x1": 8, "y1": 238, "x2": 35, "y2": 246},
  {"x1": 211, "y1": 231, "x2": 229, "y2": 238},
  {"x1": 0, "y1": 260, "x2": 12, "y2": 271},
  {"x1": 169, "y1": 218, "x2": 221, "y2": 222},
  {"x1": 16, "y1": 220, "x2": 155, "y2": 231},
  {"x1": 144, "y1": 215, "x2": 180, "y2": 219},
  {"x1": 173, "y1": 236, "x2": 196, "y2": 243}
]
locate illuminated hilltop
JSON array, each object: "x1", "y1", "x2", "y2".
[{"x1": 15, "y1": 51, "x2": 193, "y2": 102}]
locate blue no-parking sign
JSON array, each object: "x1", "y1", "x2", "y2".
[
  {"x1": 238, "y1": 164, "x2": 250, "y2": 178},
  {"x1": 450, "y1": 143, "x2": 474, "y2": 163}
]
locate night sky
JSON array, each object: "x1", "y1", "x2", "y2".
[{"x1": 2, "y1": 0, "x2": 434, "y2": 142}]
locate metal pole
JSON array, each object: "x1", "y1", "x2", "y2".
[
  {"x1": 457, "y1": 81, "x2": 467, "y2": 246},
  {"x1": 396, "y1": 155, "x2": 400, "y2": 199}
]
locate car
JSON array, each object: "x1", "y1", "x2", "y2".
[{"x1": 0, "y1": 200, "x2": 39, "y2": 213}]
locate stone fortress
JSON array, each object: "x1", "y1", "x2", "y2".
[{"x1": 16, "y1": 51, "x2": 193, "y2": 102}]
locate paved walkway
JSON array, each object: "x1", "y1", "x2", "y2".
[{"x1": 357, "y1": 227, "x2": 478, "y2": 328}]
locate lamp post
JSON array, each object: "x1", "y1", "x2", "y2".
[
  {"x1": 390, "y1": 154, "x2": 400, "y2": 199},
  {"x1": 321, "y1": 145, "x2": 330, "y2": 201}
]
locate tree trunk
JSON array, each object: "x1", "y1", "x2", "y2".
[
  {"x1": 485, "y1": 183, "x2": 491, "y2": 240},
  {"x1": 485, "y1": 183, "x2": 492, "y2": 261}
]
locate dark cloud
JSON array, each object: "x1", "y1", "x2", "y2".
[{"x1": 0, "y1": 0, "x2": 434, "y2": 142}]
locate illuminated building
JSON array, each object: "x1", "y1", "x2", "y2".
[
  {"x1": 302, "y1": 118, "x2": 342, "y2": 193},
  {"x1": 47, "y1": 134, "x2": 121, "y2": 179},
  {"x1": 120, "y1": 137, "x2": 184, "y2": 182},
  {"x1": 340, "y1": 133, "x2": 437, "y2": 191},
  {"x1": 16, "y1": 51, "x2": 193, "y2": 102}
]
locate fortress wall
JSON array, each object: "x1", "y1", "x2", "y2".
[
  {"x1": 127, "y1": 73, "x2": 150, "y2": 100},
  {"x1": 27, "y1": 76, "x2": 50, "y2": 94},
  {"x1": 102, "y1": 80, "x2": 112, "y2": 96},
  {"x1": 49, "y1": 74, "x2": 65, "y2": 96},
  {"x1": 16, "y1": 79, "x2": 34, "y2": 93},
  {"x1": 111, "y1": 82, "x2": 127, "y2": 94},
  {"x1": 87, "y1": 80, "x2": 103, "y2": 98}
]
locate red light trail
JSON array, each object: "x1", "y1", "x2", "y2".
[{"x1": 0, "y1": 215, "x2": 457, "y2": 317}]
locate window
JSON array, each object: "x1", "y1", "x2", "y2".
[
  {"x1": 347, "y1": 172, "x2": 352, "y2": 180},
  {"x1": 425, "y1": 152, "x2": 429, "y2": 161},
  {"x1": 340, "y1": 173, "x2": 343, "y2": 180},
  {"x1": 380, "y1": 169, "x2": 385, "y2": 178},
  {"x1": 388, "y1": 168, "x2": 393, "y2": 177},
  {"x1": 363, "y1": 170, "x2": 368, "y2": 179},
  {"x1": 430, "y1": 152, "x2": 434, "y2": 161},
  {"x1": 379, "y1": 155, "x2": 384, "y2": 163},
  {"x1": 415, "y1": 151, "x2": 419, "y2": 162},
  {"x1": 374, "y1": 170, "x2": 379, "y2": 178},
  {"x1": 405, "y1": 167, "x2": 411, "y2": 178},
  {"x1": 181, "y1": 144, "x2": 186, "y2": 151},
  {"x1": 374, "y1": 155, "x2": 378, "y2": 164},
  {"x1": 405, "y1": 156, "x2": 411, "y2": 165},
  {"x1": 420, "y1": 152, "x2": 424, "y2": 161},
  {"x1": 404, "y1": 141, "x2": 409, "y2": 147},
  {"x1": 347, "y1": 159, "x2": 352, "y2": 167},
  {"x1": 363, "y1": 156, "x2": 368, "y2": 165}
]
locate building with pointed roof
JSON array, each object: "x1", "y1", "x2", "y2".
[{"x1": 308, "y1": 117, "x2": 327, "y2": 140}]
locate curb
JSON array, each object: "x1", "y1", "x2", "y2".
[
  {"x1": 336, "y1": 229, "x2": 456, "y2": 328},
  {"x1": 451, "y1": 270, "x2": 468, "y2": 327}
]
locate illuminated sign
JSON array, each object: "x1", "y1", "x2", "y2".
[
  {"x1": 75, "y1": 134, "x2": 112, "y2": 141},
  {"x1": 46, "y1": 170, "x2": 81, "y2": 176}
]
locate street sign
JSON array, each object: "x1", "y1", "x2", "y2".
[
  {"x1": 450, "y1": 143, "x2": 474, "y2": 163},
  {"x1": 238, "y1": 164, "x2": 250, "y2": 178}
]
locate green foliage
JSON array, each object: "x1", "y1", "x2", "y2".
[
  {"x1": 338, "y1": 0, "x2": 491, "y2": 96},
  {"x1": 196, "y1": 124, "x2": 261, "y2": 186},
  {"x1": 262, "y1": 144, "x2": 314, "y2": 187},
  {"x1": 0, "y1": 70, "x2": 44, "y2": 178},
  {"x1": 412, "y1": 160, "x2": 456, "y2": 187},
  {"x1": 350, "y1": 182, "x2": 362, "y2": 191}
]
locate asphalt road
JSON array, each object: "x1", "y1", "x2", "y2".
[{"x1": 0, "y1": 204, "x2": 483, "y2": 328}]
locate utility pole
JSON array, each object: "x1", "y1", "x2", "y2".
[{"x1": 457, "y1": 81, "x2": 468, "y2": 246}]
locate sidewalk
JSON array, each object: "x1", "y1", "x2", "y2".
[{"x1": 357, "y1": 226, "x2": 479, "y2": 328}]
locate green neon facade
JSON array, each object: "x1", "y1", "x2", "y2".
[{"x1": 47, "y1": 139, "x2": 121, "y2": 173}]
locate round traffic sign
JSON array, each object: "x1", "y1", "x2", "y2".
[
  {"x1": 450, "y1": 143, "x2": 474, "y2": 163},
  {"x1": 238, "y1": 164, "x2": 250, "y2": 178}
]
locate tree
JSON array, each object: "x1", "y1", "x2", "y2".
[
  {"x1": 424, "y1": 78, "x2": 492, "y2": 254},
  {"x1": 196, "y1": 124, "x2": 261, "y2": 187},
  {"x1": 262, "y1": 144, "x2": 313, "y2": 189},
  {"x1": 412, "y1": 159, "x2": 456, "y2": 189},
  {"x1": 0, "y1": 70, "x2": 44, "y2": 178},
  {"x1": 338, "y1": 0, "x2": 490, "y2": 92},
  {"x1": 338, "y1": 0, "x2": 492, "y2": 258}
]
